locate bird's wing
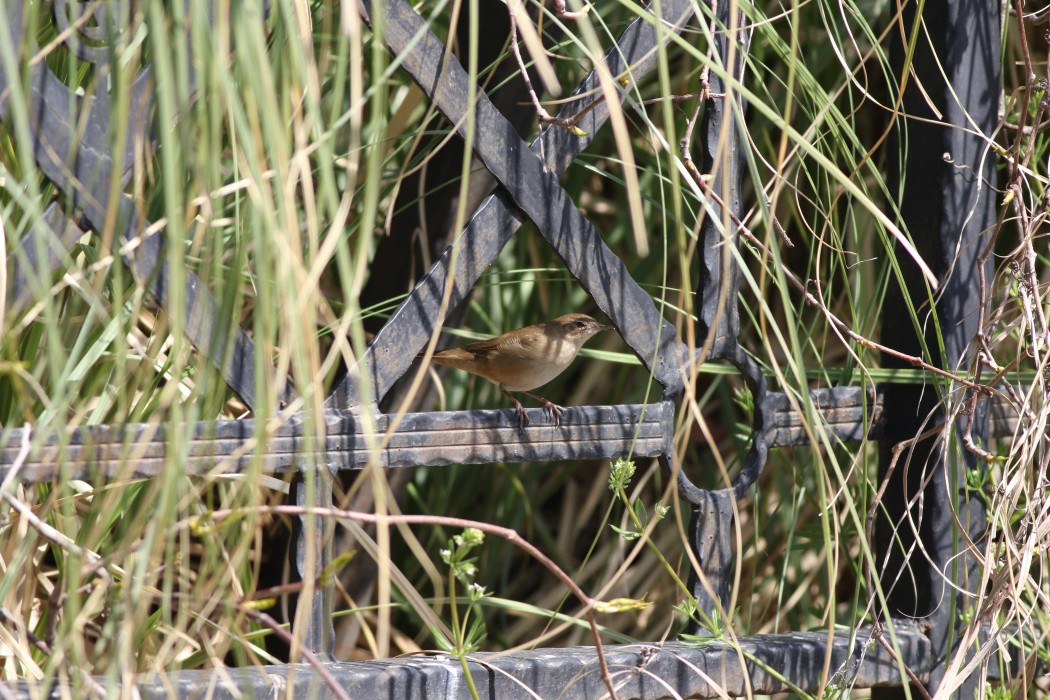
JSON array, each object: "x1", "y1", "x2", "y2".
[
  {"x1": 450, "y1": 327, "x2": 537, "y2": 358},
  {"x1": 430, "y1": 346, "x2": 481, "y2": 363},
  {"x1": 473, "y1": 330, "x2": 542, "y2": 359}
]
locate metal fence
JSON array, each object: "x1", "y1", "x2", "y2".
[{"x1": 0, "y1": 0, "x2": 1013, "y2": 697}]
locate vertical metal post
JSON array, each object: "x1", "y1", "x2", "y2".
[
  {"x1": 295, "y1": 467, "x2": 335, "y2": 660},
  {"x1": 875, "y1": 1, "x2": 998, "y2": 696},
  {"x1": 686, "y1": 488, "x2": 736, "y2": 615},
  {"x1": 686, "y1": 0, "x2": 753, "y2": 622},
  {"x1": 695, "y1": 5, "x2": 747, "y2": 363}
]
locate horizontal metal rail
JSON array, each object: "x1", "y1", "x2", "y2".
[
  {"x1": 0, "y1": 387, "x2": 1021, "y2": 482},
  {"x1": 0, "y1": 403, "x2": 674, "y2": 480},
  {"x1": 4, "y1": 621, "x2": 931, "y2": 699}
]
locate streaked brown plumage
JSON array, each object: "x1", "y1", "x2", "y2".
[{"x1": 426, "y1": 313, "x2": 611, "y2": 428}]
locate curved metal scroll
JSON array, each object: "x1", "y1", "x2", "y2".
[
  {"x1": 347, "y1": 0, "x2": 766, "y2": 622},
  {"x1": 671, "y1": 1, "x2": 767, "y2": 620}
]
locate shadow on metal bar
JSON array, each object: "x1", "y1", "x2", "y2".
[
  {"x1": 1, "y1": 387, "x2": 1028, "y2": 482},
  {"x1": 0, "y1": 403, "x2": 675, "y2": 480}
]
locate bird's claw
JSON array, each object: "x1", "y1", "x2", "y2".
[
  {"x1": 507, "y1": 392, "x2": 565, "y2": 430},
  {"x1": 515, "y1": 404, "x2": 530, "y2": 430},
  {"x1": 541, "y1": 401, "x2": 565, "y2": 428}
]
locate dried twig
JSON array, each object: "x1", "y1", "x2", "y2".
[
  {"x1": 872, "y1": 621, "x2": 934, "y2": 700},
  {"x1": 505, "y1": 0, "x2": 587, "y2": 170},
  {"x1": 201, "y1": 505, "x2": 621, "y2": 699}
]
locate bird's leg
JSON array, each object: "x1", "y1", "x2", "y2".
[
  {"x1": 521, "y1": 391, "x2": 566, "y2": 428},
  {"x1": 499, "y1": 387, "x2": 530, "y2": 429}
]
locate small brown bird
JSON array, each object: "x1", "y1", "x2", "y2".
[{"x1": 426, "y1": 313, "x2": 611, "y2": 428}]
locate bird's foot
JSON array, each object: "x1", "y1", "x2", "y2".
[
  {"x1": 541, "y1": 400, "x2": 565, "y2": 428},
  {"x1": 501, "y1": 388, "x2": 533, "y2": 431},
  {"x1": 515, "y1": 402, "x2": 530, "y2": 430},
  {"x1": 522, "y1": 391, "x2": 565, "y2": 428}
]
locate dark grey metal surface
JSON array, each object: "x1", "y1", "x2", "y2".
[
  {"x1": 0, "y1": 403, "x2": 676, "y2": 480},
  {"x1": 686, "y1": 487, "x2": 736, "y2": 613},
  {"x1": 875, "y1": 0, "x2": 999, "y2": 696},
  {"x1": 296, "y1": 470, "x2": 337, "y2": 660},
  {"x1": 695, "y1": 9, "x2": 748, "y2": 359},
  {"x1": 763, "y1": 386, "x2": 883, "y2": 445},
  {"x1": 5, "y1": 203, "x2": 86, "y2": 319},
  {"x1": 0, "y1": 386, "x2": 1023, "y2": 482},
  {"x1": 5, "y1": 620, "x2": 932, "y2": 699},
  {"x1": 689, "y1": 0, "x2": 765, "y2": 490},
  {"x1": 330, "y1": 0, "x2": 694, "y2": 410},
  {"x1": 680, "y1": 0, "x2": 768, "y2": 617}
]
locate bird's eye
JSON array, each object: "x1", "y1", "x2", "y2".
[{"x1": 574, "y1": 321, "x2": 586, "y2": 329}]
